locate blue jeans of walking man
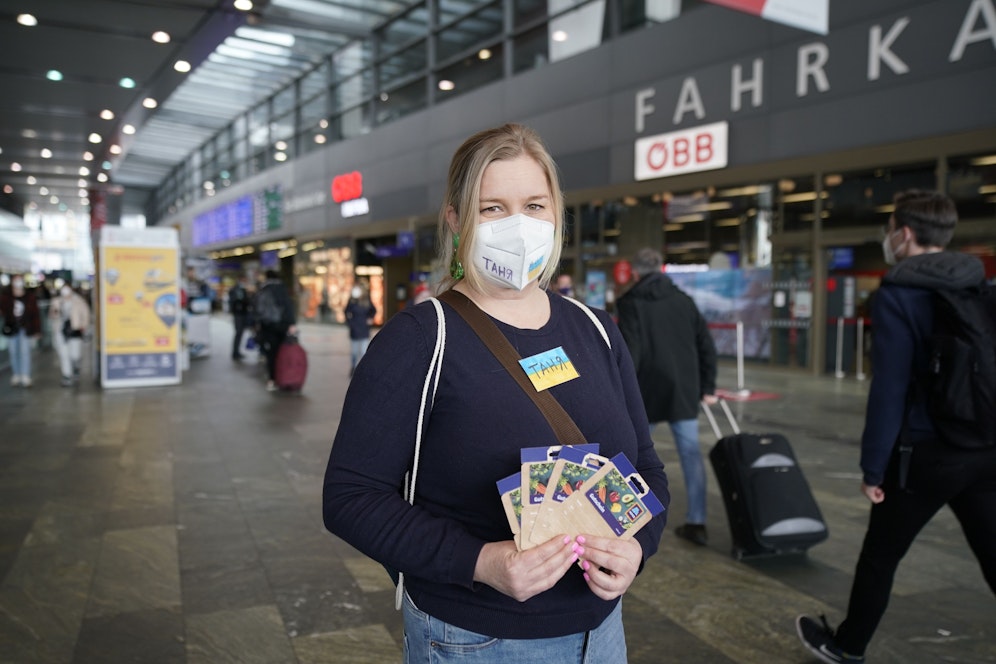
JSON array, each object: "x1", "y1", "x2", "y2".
[{"x1": 651, "y1": 419, "x2": 706, "y2": 525}]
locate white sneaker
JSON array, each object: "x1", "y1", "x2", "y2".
[
  {"x1": 10, "y1": 375, "x2": 20, "y2": 387},
  {"x1": 21, "y1": 376, "x2": 32, "y2": 388}
]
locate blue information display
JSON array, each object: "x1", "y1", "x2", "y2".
[{"x1": 193, "y1": 187, "x2": 282, "y2": 246}]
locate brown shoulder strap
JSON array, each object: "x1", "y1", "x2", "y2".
[{"x1": 438, "y1": 289, "x2": 586, "y2": 447}]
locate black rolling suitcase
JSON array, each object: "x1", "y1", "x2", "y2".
[{"x1": 704, "y1": 400, "x2": 828, "y2": 559}]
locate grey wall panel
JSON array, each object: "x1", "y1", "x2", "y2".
[{"x1": 557, "y1": 147, "x2": 611, "y2": 193}]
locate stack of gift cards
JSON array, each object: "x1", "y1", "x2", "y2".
[{"x1": 496, "y1": 444, "x2": 665, "y2": 550}]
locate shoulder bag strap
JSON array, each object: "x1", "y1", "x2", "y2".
[{"x1": 438, "y1": 289, "x2": 586, "y2": 447}]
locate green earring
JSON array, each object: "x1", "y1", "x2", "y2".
[{"x1": 449, "y1": 233, "x2": 465, "y2": 279}]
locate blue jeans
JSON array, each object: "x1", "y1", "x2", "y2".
[
  {"x1": 7, "y1": 329, "x2": 32, "y2": 379},
  {"x1": 350, "y1": 338, "x2": 369, "y2": 370},
  {"x1": 402, "y1": 594, "x2": 626, "y2": 664},
  {"x1": 651, "y1": 419, "x2": 707, "y2": 525}
]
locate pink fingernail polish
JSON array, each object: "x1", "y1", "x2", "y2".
[
  {"x1": 563, "y1": 535, "x2": 571, "y2": 544},
  {"x1": 576, "y1": 536, "x2": 586, "y2": 544},
  {"x1": 583, "y1": 573, "x2": 590, "y2": 582},
  {"x1": 582, "y1": 560, "x2": 590, "y2": 571},
  {"x1": 571, "y1": 552, "x2": 579, "y2": 563}
]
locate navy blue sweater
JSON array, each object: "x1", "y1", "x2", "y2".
[{"x1": 323, "y1": 291, "x2": 669, "y2": 639}]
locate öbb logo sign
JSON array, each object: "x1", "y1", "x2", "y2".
[
  {"x1": 331, "y1": 171, "x2": 363, "y2": 203},
  {"x1": 634, "y1": 121, "x2": 728, "y2": 181}
]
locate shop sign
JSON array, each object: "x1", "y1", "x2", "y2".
[
  {"x1": 613, "y1": 260, "x2": 632, "y2": 285},
  {"x1": 634, "y1": 121, "x2": 728, "y2": 181},
  {"x1": 331, "y1": 170, "x2": 369, "y2": 218}
]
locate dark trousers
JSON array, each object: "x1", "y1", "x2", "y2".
[
  {"x1": 836, "y1": 436, "x2": 996, "y2": 655},
  {"x1": 256, "y1": 325, "x2": 286, "y2": 382},
  {"x1": 232, "y1": 314, "x2": 248, "y2": 358}
]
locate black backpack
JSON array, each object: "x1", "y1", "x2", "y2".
[
  {"x1": 255, "y1": 286, "x2": 284, "y2": 326},
  {"x1": 923, "y1": 283, "x2": 996, "y2": 450}
]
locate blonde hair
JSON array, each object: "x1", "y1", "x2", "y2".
[{"x1": 437, "y1": 123, "x2": 565, "y2": 293}]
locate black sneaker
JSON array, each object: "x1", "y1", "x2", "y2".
[
  {"x1": 675, "y1": 523, "x2": 708, "y2": 546},
  {"x1": 795, "y1": 615, "x2": 864, "y2": 663}
]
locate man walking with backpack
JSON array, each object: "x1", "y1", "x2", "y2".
[
  {"x1": 254, "y1": 270, "x2": 297, "y2": 392},
  {"x1": 796, "y1": 190, "x2": 996, "y2": 663}
]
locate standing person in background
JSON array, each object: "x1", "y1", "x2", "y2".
[
  {"x1": 796, "y1": 190, "x2": 996, "y2": 664},
  {"x1": 254, "y1": 270, "x2": 297, "y2": 392},
  {"x1": 1, "y1": 275, "x2": 42, "y2": 388},
  {"x1": 50, "y1": 282, "x2": 91, "y2": 387},
  {"x1": 343, "y1": 284, "x2": 376, "y2": 375},
  {"x1": 616, "y1": 247, "x2": 718, "y2": 547},
  {"x1": 323, "y1": 123, "x2": 668, "y2": 663},
  {"x1": 228, "y1": 275, "x2": 252, "y2": 360}
]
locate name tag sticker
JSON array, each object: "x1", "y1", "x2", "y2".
[{"x1": 518, "y1": 346, "x2": 580, "y2": 391}]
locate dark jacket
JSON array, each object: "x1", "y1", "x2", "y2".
[
  {"x1": 0, "y1": 287, "x2": 42, "y2": 337},
  {"x1": 860, "y1": 251, "x2": 986, "y2": 486},
  {"x1": 616, "y1": 272, "x2": 717, "y2": 422},
  {"x1": 228, "y1": 284, "x2": 251, "y2": 317},
  {"x1": 255, "y1": 279, "x2": 296, "y2": 332},
  {"x1": 344, "y1": 299, "x2": 376, "y2": 340}
]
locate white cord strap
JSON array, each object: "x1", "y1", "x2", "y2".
[
  {"x1": 396, "y1": 296, "x2": 446, "y2": 610},
  {"x1": 564, "y1": 296, "x2": 611, "y2": 350}
]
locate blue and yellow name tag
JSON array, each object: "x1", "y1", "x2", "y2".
[{"x1": 518, "y1": 346, "x2": 579, "y2": 391}]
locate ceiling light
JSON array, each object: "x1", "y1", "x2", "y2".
[
  {"x1": 46, "y1": 70, "x2": 64, "y2": 81},
  {"x1": 88, "y1": 133, "x2": 102, "y2": 143},
  {"x1": 234, "y1": 0, "x2": 253, "y2": 10},
  {"x1": 552, "y1": 30, "x2": 568, "y2": 42},
  {"x1": 102, "y1": 160, "x2": 113, "y2": 169},
  {"x1": 17, "y1": 14, "x2": 37, "y2": 26},
  {"x1": 142, "y1": 98, "x2": 158, "y2": 109},
  {"x1": 380, "y1": 92, "x2": 389, "y2": 102},
  {"x1": 174, "y1": 60, "x2": 191, "y2": 73},
  {"x1": 79, "y1": 189, "x2": 88, "y2": 198},
  {"x1": 2, "y1": 185, "x2": 12, "y2": 194},
  {"x1": 39, "y1": 186, "x2": 49, "y2": 195},
  {"x1": 438, "y1": 79, "x2": 455, "y2": 91},
  {"x1": 203, "y1": 181, "x2": 215, "y2": 190},
  {"x1": 50, "y1": 196, "x2": 59, "y2": 204},
  {"x1": 11, "y1": 163, "x2": 21, "y2": 172},
  {"x1": 83, "y1": 151, "x2": 94, "y2": 161},
  {"x1": 274, "y1": 152, "x2": 288, "y2": 162},
  {"x1": 275, "y1": 140, "x2": 287, "y2": 150},
  {"x1": 314, "y1": 134, "x2": 327, "y2": 144},
  {"x1": 122, "y1": 124, "x2": 136, "y2": 135},
  {"x1": 970, "y1": 154, "x2": 996, "y2": 166},
  {"x1": 109, "y1": 145, "x2": 122, "y2": 155},
  {"x1": 152, "y1": 31, "x2": 171, "y2": 44},
  {"x1": 27, "y1": 176, "x2": 37, "y2": 185},
  {"x1": 97, "y1": 173, "x2": 109, "y2": 183},
  {"x1": 319, "y1": 119, "x2": 328, "y2": 129},
  {"x1": 79, "y1": 167, "x2": 90, "y2": 176},
  {"x1": 21, "y1": 129, "x2": 37, "y2": 138},
  {"x1": 78, "y1": 179, "x2": 87, "y2": 187},
  {"x1": 40, "y1": 148, "x2": 52, "y2": 158},
  {"x1": 478, "y1": 48, "x2": 492, "y2": 60},
  {"x1": 100, "y1": 109, "x2": 114, "y2": 120},
  {"x1": 119, "y1": 77, "x2": 136, "y2": 89}
]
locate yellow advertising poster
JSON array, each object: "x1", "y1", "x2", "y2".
[{"x1": 100, "y1": 227, "x2": 181, "y2": 387}]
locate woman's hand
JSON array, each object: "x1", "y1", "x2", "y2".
[
  {"x1": 473, "y1": 535, "x2": 580, "y2": 602},
  {"x1": 575, "y1": 535, "x2": 643, "y2": 601}
]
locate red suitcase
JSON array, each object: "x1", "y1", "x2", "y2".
[{"x1": 275, "y1": 336, "x2": 308, "y2": 391}]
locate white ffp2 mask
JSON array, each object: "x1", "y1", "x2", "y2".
[{"x1": 471, "y1": 214, "x2": 555, "y2": 290}]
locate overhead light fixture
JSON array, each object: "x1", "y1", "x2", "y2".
[
  {"x1": 78, "y1": 179, "x2": 87, "y2": 187},
  {"x1": 119, "y1": 77, "x2": 136, "y2": 89},
  {"x1": 109, "y1": 145, "x2": 122, "y2": 155},
  {"x1": 552, "y1": 30, "x2": 568, "y2": 42},
  {"x1": 40, "y1": 148, "x2": 52, "y2": 158},
  {"x1": 39, "y1": 186, "x2": 50, "y2": 195},
  {"x1": 123, "y1": 124, "x2": 136, "y2": 135},
  {"x1": 234, "y1": 0, "x2": 253, "y2": 10},
  {"x1": 314, "y1": 134, "x2": 327, "y2": 144},
  {"x1": 27, "y1": 176, "x2": 37, "y2": 185},
  {"x1": 11, "y1": 163, "x2": 22, "y2": 172},
  {"x1": 83, "y1": 151, "x2": 94, "y2": 161},
  {"x1": 46, "y1": 70, "x2": 64, "y2": 81},
  {"x1": 102, "y1": 160, "x2": 112, "y2": 169},
  {"x1": 22, "y1": 129, "x2": 37, "y2": 138},
  {"x1": 2, "y1": 185, "x2": 12, "y2": 194},
  {"x1": 100, "y1": 109, "x2": 114, "y2": 120},
  {"x1": 142, "y1": 98, "x2": 158, "y2": 109},
  {"x1": 274, "y1": 140, "x2": 287, "y2": 150},
  {"x1": 274, "y1": 152, "x2": 288, "y2": 162},
  {"x1": 17, "y1": 14, "x2": 37, "y2": 26},
  {"x1": 88, "y1": 133, "x2": 101, "y2": 143},
  {"x1": 79, "y1": 167, "x2": 90, "y2": 176},
  {"x1": 438, "y1": 79, "x2": 455, "y2": 91},
  {"x1": 970, "y1": 154, "x2": 996, "y2": 166},
  {"x1": 478, "y1": 49, "x2": 492, "y2": 60},
  {"x1": 151, "y1": 31, "x2": 170, "y2": 44},
  {"x1": 174, "y1": 60, "x2": 191, "y2": 73},
  {"x1": 97, "y1": 173, "x2": 109, "y2": 183}
]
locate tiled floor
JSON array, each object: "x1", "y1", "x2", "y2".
[{"x1": 0, "y1": 316, "x2": 993, "y2": 663}]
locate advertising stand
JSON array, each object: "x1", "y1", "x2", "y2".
[{"x1": 99, "y1": 226, "x2": 182, "y2": 388}]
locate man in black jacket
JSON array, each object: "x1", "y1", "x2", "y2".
[
  {"x1": 617, "y1": 248, "x2": 718, "y2": 546},
  {"x1": 254, "y1": 270, "x2": 297, "y2": 391}
]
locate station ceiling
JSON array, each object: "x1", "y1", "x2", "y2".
[{"x1": 0, "y1": 0, "x2": 420, "y2": 220}]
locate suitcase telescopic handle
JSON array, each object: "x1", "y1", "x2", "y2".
[{"x1": 702, "y1": 398, "x2": 741, "y2": 439}]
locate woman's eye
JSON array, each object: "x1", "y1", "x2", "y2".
[
  {"x1": 481, "y1": 205, "x2": 501, "y2": 213},
  {"x1": 526, "y1": 203, "x2": 543, "y2": 212}
]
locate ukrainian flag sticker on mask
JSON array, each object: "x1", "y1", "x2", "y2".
[{"x1": 518, "y1": 346, "x2": 580, "y2": 391}]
